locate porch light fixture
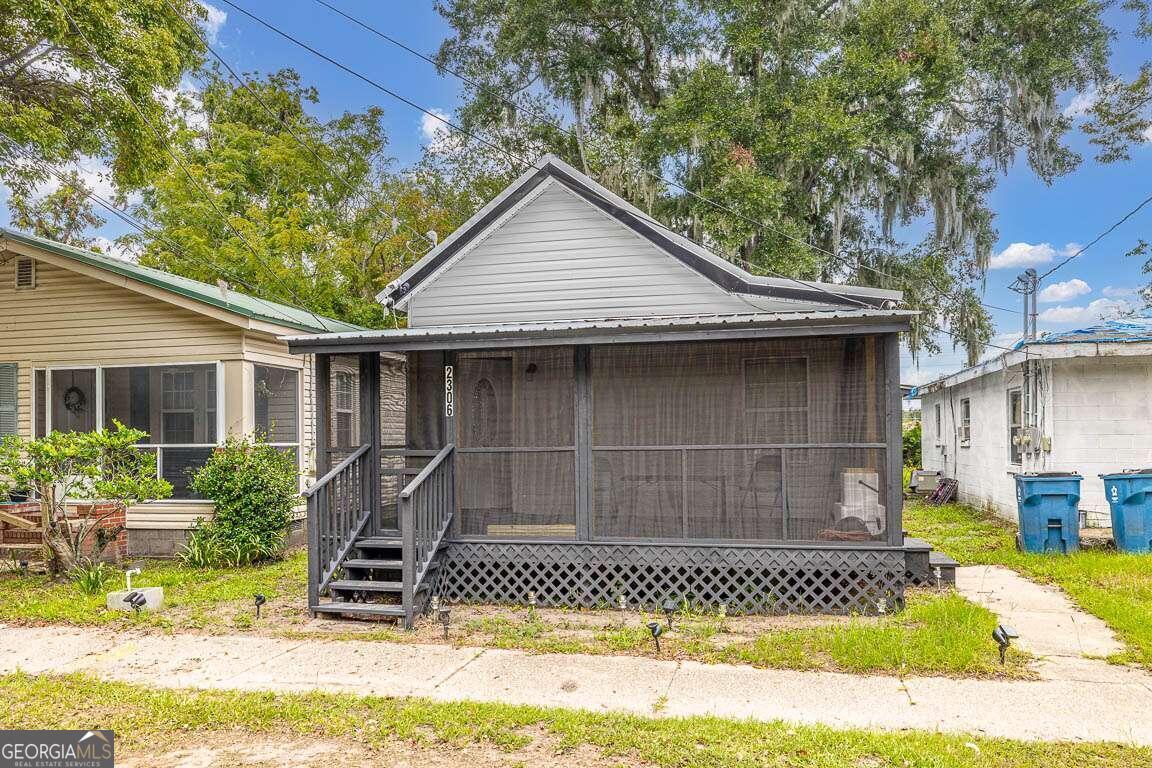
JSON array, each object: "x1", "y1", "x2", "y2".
[
  {"x1": 254, "y1": 593, "x2": 266, "y2": 619},
  {"x1": 438, "y1": 606, "x2": 451, "y2": 640},
  {"x1": 661, "y1": 598, "x2": 681, "y2": 630},
  {"x1": 646, "y1": 621, "x2": 663, "y2": 654},
  {"x1": 992, "y1": 624, "x2": 1019, "y2": 664}
]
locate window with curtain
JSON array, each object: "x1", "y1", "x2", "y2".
[
  {"x1": 454, "y1": 347, "x2": 576, "y2": 539},
  {"x1": 590, "y1": 337, "x2": 888, "y2": 542}
]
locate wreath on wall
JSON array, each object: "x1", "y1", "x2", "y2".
[{"x1": 62, "y1": 385, "x2": 87, "y2": 414}]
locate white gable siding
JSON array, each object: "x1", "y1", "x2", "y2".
[{"x1": 405, "y1": 181, "x2": 817, "y2": 326}]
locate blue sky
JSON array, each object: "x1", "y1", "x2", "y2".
[{"x1": 3, "y1": 1, "x2": 1151, "y2": 387}]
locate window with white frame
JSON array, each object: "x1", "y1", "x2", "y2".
[
  {"x1": 32, "y1": 364, "x2": 222, "y2": 499},
  {"x1": 254, "y1": 365, "x2": 300, "y2": 465},
  {"x1": 959, "y1": 398, "x2": 971, "y2": 446},
  {"x1": 1007, "y1": 389, "x2": 1023, "y2": 465},
  {"x1": 333, "y1": 370, "x2": 356, "y2": 449}
]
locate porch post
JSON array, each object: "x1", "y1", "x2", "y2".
[
  {"x1": 884, "y1": 333, "x2": 904, "y2": 547},
  {"x1": 360, "y1": 352, "x2": 382, "y2": 533},
  {"x1": 574, "y1": 346, "x2": 591, "y2": 540},
  {"x1": 309, "y1": 353, "x2": 330, "y2": 611}
]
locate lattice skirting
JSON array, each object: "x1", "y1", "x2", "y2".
[{"x1": 439, "y1": 542, "x2": 907, "y2": 615}]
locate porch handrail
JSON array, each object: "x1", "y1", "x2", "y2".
[
  {"x1": 304, "y1": 443, "x2": 370, "y2": 498},
  {"x1": 400, "y1": 443, "x2": 455, "y2": 627},
  {"x1": 306, "y1": 443, "x2": 373, "y2": 609}
]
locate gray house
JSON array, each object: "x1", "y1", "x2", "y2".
[{"x1": 287, "y1": 155, "x2": 922, "y2": 627}]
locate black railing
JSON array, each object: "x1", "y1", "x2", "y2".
[
  {"x1": 304, "y1": 443, "x2": 372, "y2": 607},
  {"x1": 400, "y1": 443, "x2": 455, "y2": 628}
]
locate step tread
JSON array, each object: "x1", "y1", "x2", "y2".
[
  {"x1": 929, "y1": 551, "x2": 960, "y2": 568},
  {"x1": 356, "y1": 536, "x2": 403, "y2": 548},
  {"x1": 329, "y1": 579, "x2": 403, "y2": 592},
  {"x1": 311, "y1": 602, "x2": 405, "y2": 617},
  {"x1": 343, "y1": 558, "x2": 403, "y2": 569}
]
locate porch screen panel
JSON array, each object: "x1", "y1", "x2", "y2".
[
  {"x1": 454, "y1": 347, "x2": 575, "y2": 539},
  {"x1": 327, "y1": 355, "x2": 361, "y2": 465},
  {"x1": 590, "y1": 337, "x2": 887, "y2": 542}
]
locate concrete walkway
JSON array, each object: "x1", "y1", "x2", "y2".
[
  {"x1": 1, "y1": 566, "x2": 1148, "y2": 746},
  {"x1": 955, "y1": 565, "x2": 1124, "y2": 659}
]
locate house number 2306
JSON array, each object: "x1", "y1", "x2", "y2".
[{"x1": 444, "y1": 365, "x2": 454, "y2": 417}]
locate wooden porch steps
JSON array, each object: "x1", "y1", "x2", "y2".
[
  {"x1": 343, "y1": 558, "x2": 403, "y2": 570},
  {"x1": 328, "y1": 579, "x2": 403, "y2": 592},
  {"x1": 356, "y1": 536, "x2": 403, "y2": 548},
  {"x1": 311, "y1": 602, "x2": 406, "y2": 618}
]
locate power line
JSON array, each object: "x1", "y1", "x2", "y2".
[
  {"x1": 1037, "y1": 192, "x2": 1152, "y2": 281},
  {"x1": 160, "y1": 0, "x2": 437, "y2": 255},
  {"x1": 308, "y1": 0, "x2": 1013, "y2": 319},
  {"x1": 52, "y1": 0, "x2": 339, "y2": 332},
  {"x1": 2, "y1": 139, "x2": 327, "y2": 328}
]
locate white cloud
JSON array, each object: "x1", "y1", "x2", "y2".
[
  {"x1": 989, "y1": 241, "x2": 1079, "y2": 270},
  {"x1": 1038, "y1": 278, "x2": 1091, "y2": 303},
  {"x1": 1143, "y1": 125, "x2": 1152, "y2": 143},
  {"x1": 200, "y1": 3, "x2": 227, "y2": 43},
  {"x1": 35, "y1": 159, "x2": 116, "y2": 200},
  {"x1": 1102, "y1": 285, "x2": 1139, "y2": 298},
  {"x1": 419, "y1": 108, "x2": 454, "y2": 152},
  {"x1": 1039, "y1": 298, "x2": 1133, "y2": 325},
  {"x1": 1063, "y1": 89, "x2": 1098, "y2": 118}
]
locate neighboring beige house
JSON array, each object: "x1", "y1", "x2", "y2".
[{"x1": 0, "y1": 228, "x2": 363, "y2": 555}]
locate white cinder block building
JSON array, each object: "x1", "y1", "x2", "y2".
[{"x1": 914, "y1": 316, "x2": 1152, "y2": 524}]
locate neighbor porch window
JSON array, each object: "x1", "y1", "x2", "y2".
[
  {"x1": 32, "y1": 364, "x2": 222, "y2": 499},
  {"x1": 959, "y1": 398, "x2": 971, "y2": 446},
  {"x1": 254, "y1": 364, "x2": 301, "y2": 466}
]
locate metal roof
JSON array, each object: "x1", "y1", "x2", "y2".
[
  {"x1": 286, "y1": 308, "x2": 916, "y2": 353},
  {"x1": 1, "y1": 227, "x2": 363, "y2": 334}
]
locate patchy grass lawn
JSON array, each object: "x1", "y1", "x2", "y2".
[
  {"x1": 2, "y1": 672, "x2": 1146, "y2": 768},
  {"x1": 0, "y1": 551, "x2": 1026, "y2": 677},
  {"x1": 905, "y1": 500, "x2": 1152, "y2": 667},
  {"x1": 0, "y1": 551, "x2": 308, "y2": 631}
]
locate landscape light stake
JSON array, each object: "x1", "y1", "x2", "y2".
[
  {"x1": 438, "y1": 606, "x2": 451, "y2": 640},
  {"x1": 662, "y1": 597, "x2": 681, "y2": 630},
  {"x1": 254, "y1": 593, "x2": 266, "y2": 619},
  {"x1": 646, "y1": 621, "x2": 663, "y2": 654},
  {"x1": 18, "y1": 560, "x2": 28, "y2": 577},
  {"x1": 123, "y1": 591, "x2": 147, "y2": 613},
  {"x1": 992, "y1": 624, "x2": 1019, "y2": 665}
]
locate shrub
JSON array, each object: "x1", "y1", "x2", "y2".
[
  {"x1": 71, "y1": 562, "x2": 112, "y2": 595},
  {"x1": 186, "y1": 436, "x2": 299, "y2": 567},
  {"x1": 903, "y1": 421, "x2": 922, "y2": 468}
]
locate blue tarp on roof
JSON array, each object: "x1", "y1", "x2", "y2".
[
  {"x1": 1014, "y1": 311, "x2": 1152, "y2": 348},
  {"x1": 906, "y1": 310, "x2": 1152, "y2": 399}
]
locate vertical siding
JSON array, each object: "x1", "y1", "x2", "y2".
[{"x1": 407, "y1": 180, "x2": 774, "y2": 326}]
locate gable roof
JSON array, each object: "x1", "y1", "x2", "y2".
[
  {"x1": 0, "y1": 227, "x2": 362, "y2": 334},
  {"x1": 379, "y1": 155, "x2": 901, "y2": 313}
]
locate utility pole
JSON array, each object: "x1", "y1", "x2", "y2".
[{"x1": 1009, "y1": 269, "x2": 1040, "y2": 457}]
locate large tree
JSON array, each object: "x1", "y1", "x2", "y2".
[
  {"x1": 0, "y1": 0, "x2": 206, "y2": 205},
  {"x1": 435, "y1": 0, "x2": 1151, "y2": 362},
  {"x1": 130, "y1": 68, "x2": 467, "y2": 327}
]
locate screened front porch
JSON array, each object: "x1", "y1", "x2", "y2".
[{"x1": 301, "y1": 321, "x2": 907, "y2": 620}]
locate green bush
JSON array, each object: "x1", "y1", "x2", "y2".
[
  {"x1": 70, "y1": 562, "x2": 112, "y2": 595},
  {"x1": 185, "y1": 436, "x2": 299, "y2": 567},
  {"x1": 902, "y1": 421, "x2": 922, "y2": 468}
]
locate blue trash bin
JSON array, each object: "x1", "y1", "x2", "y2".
[
  {"x1": 1099, "y1": 471, "x2": 1152, "y2": 553},
  {"x1": 1014, "y1": 473, "x2": 1082, "y2": 554}
]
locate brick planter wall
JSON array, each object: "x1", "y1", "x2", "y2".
[{"x1": 0, "y1": 501, "x2": 127, "y2": 562}]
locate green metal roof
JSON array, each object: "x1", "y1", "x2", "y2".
[{"x1": 1, "y1": 228, "x2": 362, "y2": 334}]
